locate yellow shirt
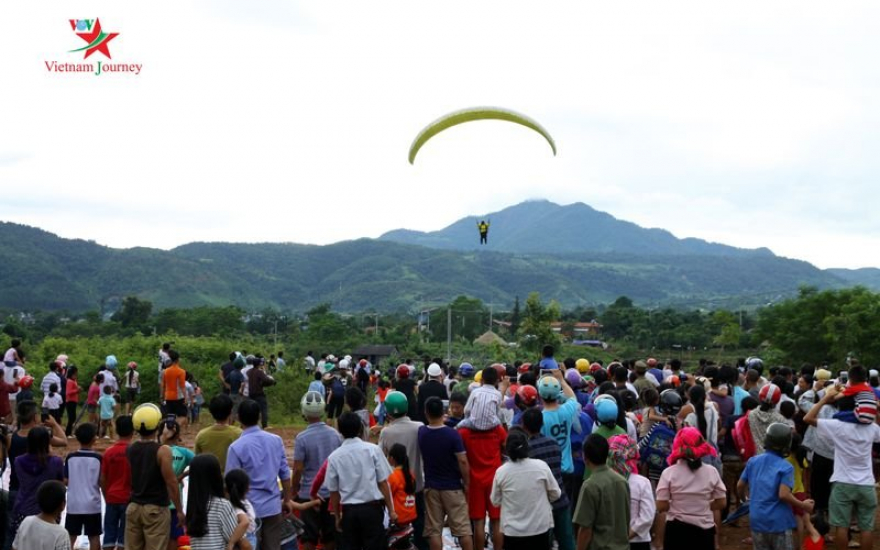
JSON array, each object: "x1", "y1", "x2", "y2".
[{"x1": 786, "y1": 455, "x2": 807, "y2": 494}]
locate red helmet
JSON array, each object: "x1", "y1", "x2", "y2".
[
  {"x1": 396, "y1": 365, "x2": 410, "y2": 379},
  {"x1": 589, "y1": 362, "x2": 602, "y2": 373},
  {"x1": 127, "y1": 361, "x2": 138, "y2": 370},
  {"x1": 358, "y1": 359, "x2": 368, "y2": 367},
  {"x1": 647, "y1": 357, "x2": 658, "y2": 368},
  {"x1": 491, "y1": 363, "x2": 506, "y2": 378},
  {"x1": 18, "y1": 375, "x2": 34, "y2": 389},
  {"x1": 518, "y1": 362, "x2": 532, "y2": 374},
  {"x1": 515, "y1": 385, "x2": 538, "y2": 407}
]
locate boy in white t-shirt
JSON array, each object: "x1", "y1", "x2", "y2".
[
  {"x1": 64, "y1": 423, "x2": 103, "y2": 550},
  {"x1": 12, "y1": 479, "x2": 70, "y2": 550},
  {"x1": 804, "y1": 372, "x2": 880, "y2": 550}
]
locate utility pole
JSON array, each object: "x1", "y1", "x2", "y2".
[
  {"x1": 447, "y1": 307, "x2": 452, "y2": 363},
  {"x1": 489, "y1": 304, "x2": 493, "y2": 332}
]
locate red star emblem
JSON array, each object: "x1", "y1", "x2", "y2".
[{"x1": 72, "y1": 18, "x2": 119, "y2": 59}]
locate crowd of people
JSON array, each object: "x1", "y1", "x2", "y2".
[{"x1": 2, "y1": 337, "x2": 880, "y2": 550}]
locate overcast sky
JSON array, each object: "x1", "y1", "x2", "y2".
[{"x1": 2, "y1": 1, "x2": 878, "y2": 269}]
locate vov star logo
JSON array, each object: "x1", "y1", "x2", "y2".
[
  {"x1": 44, "y1": 18, "x2": 143, "y2": 76},
  {"x1": 69, "y1": 18, "x2": 118, "y2": 59}
]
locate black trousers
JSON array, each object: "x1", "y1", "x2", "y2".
[
  {"x1": 341, "y1": 501, "x2": 386, "y2": 550},
  {"x1": 65, "y1": 402, "x2": 78, "y2": 436},
  {"x1": 503, "y1": 531, "x2": 549, "y2": 550},
  {"x1": 480, "y1": 234, "x2": 488, "y2": 244},
  {"x1": 664, "y1": 519, "x2": 714, "y2": 550},
  {"x1": 811, "y1": 452, "x2": 834, "y2": 512}
]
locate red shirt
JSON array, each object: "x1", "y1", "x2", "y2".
[
  {"x1": 459, "y1": 425, "x2": 507, "y2": 486},
  {"x1": 102, "y1": 440, "x2": 132, "y2": 504},
  {"x1": 66, "y1": 379, "x2": 80, "y2": 403}
]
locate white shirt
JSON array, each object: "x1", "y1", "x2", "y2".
[
  {"x1": 4, "y1": 365, "x2": 23, "y2": 397},
  {"x1": 240, "y1": 366, "x2": 253, "y2": 396},
  {"x1": 12, "y1": 515, "x2": 69, "y2": 550},
  {"x1": 491, "y1": 458, "x2": 561, "y2": 537},
  {"x1": 304, "y1": 356, "x2": 315, "y2": 370},
  {"x1": 685, "y1": 404, "x2": 719, "y2": 445},
  {"x1": 628, "y1": 474, "x2": 655, "y2": 543},
  {"x1": 40, "y1": 372, "x2": 61, "y2": 397},
  {"x1": 325, "y1": 438, "x2": 392, "y2": 504},
  {"x1": 42, "y1": 393, "x2": 63, "y2": 410},
  {"x1": 817, "y1": 419, "x2": 880, "y2": 485},
  {"x1": 100, "y1": 372, "x2": 118, "y2": 394}
]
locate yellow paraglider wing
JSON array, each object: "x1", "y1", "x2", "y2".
[{"x1": 408, "y1": 106, "x2": 556, "y2": 164}]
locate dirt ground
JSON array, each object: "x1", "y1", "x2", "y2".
[{"x1": 60, "y1": 422, "x2": 878, "y2": 550}]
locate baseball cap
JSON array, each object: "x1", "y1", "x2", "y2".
[
  {"x1": 427, "y1": 363, "x2": 442, "y2": 377},
  {"x1": 634, "y1": 360, "x2": 647, "y2": 373}
]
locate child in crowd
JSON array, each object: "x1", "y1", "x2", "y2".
[
  {"x1": 101, "y1": 416, "x2": 133, "y2": 550},
  {"x1": 738, "y1": 423, "x2": 814, "y2": 550},
  {"x1": 123, "y1": 361, "x2": 140, "y2": 415},
  {"x1": 386, "y1": 443, "x2": 417, "y2": 526},
  {"x1": 375, "y1": 378, "x2": 391, "y2": 425},
  {"x1": 444, "y1": 392, "x2": 467, "y2": 428},
  {"x1": 98, "y1": 386, "x2": 118, "y2": 439},
  {"x1": 225, "y1": 469, "x2": 258, "y2": 550},
  {"x1": 779, "y1": 400, "x2": 797, "y2": 429},
  {"x1": 162, "y1": 417, "x2": 194, "y2": 548},
  {"x1": 307, "y1": 371, "x2": 326, "y2": 397},
  {"x1": 42, "y1": 383, "x2": 63, "y2": 423},
  {"x1": 64, "y1": 423, "x2": 102, "y2": 550},
  {"x1": 345, "y1": 387, "x2": 370, "y2": 440},
  {"x1": 638, "y1": 388, "x2": 663, "y2": 438},
  {"x1": 787, "y1": 432, "x2": 810, "y2": 549},
  {"x1": 87, "y1": 374, "x2": 102, "y2": 424},
  {"x1": 458, "y1": 366, "x2": 505, "y2": 431},
  {"x1": 12, "y1": 480, "x2": 70, "y2": 550},
  {"x1": 803, "y1": 512, "x2": 829, "y2": 550}
]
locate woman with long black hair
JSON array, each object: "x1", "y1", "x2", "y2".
[
  {"x1": 490, "y1": 429, "x2": 561, "y2": 550},
  {"x1": 186, "y1": 454, "x2": 249, "y2": 550}
]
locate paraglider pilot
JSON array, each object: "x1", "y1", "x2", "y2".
[{"x1": 477, "y1": 220, "x2": 490, "y2": 244}]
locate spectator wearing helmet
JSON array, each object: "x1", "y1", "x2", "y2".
[
  {"x1": 748, "y1": 384, "x2": 788, "y2": 455},
  {"x1": 378, "y1": 391, "x2": 428, "y2": 550},
  {"x1": 538, "y1": 370, "x2": 580, "y2": 475},
  {"x1": 457, "y1": 367, "x2": 506, "y2": 432},
  {"x1": 511, "y1": 384, "x2": 539, "y2": 427},
  {"x1": 804, "y1": 378, "x2": 880, "y2": 550},
  {"x1": 195, "y1": 394, "x2": 242, "y2": 470},
  {"x1": 393, "y1": 365, "x2": 419, "y2": 420},
  {"x1": 737, "y1": 423, "x2": 813, "y2": 550},
  {"x1": 293, "y1": 391, "x2": 342, "y2": 550},
  {"x1": 226, "y1": 399, "x2": 295, "y2": 550},
  {"x1": 416, "y1": 364, "x2": 449, "y2": 424},
  {"x1": 126, "y1": 403, "x2": 185, "y2": 550},
  {"x1": 520, "y1": 408, "x2": 574, "y2": 550},
  {"x1": 452, "y1": 363, "x2": 476, "y2": 396}
]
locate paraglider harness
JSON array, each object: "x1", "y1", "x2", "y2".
[{"x1": 477, "y1": 220, "x2": 490, "y2": 244}]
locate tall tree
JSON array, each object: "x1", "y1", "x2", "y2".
[{"x1": 111, "y1": 296, "x2": 153, "y2": 328}]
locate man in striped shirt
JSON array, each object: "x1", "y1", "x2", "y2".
[{"x1": 521, "y1": 408, "x2": 575, "y2": 550}]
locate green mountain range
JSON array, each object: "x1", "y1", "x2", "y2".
[{"x1": 0, "y1": 200, "x2": 870, "y2": 313}]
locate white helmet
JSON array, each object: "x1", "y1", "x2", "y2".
[{"x1": 300, "y1": 391, "x2": 326, "y2": 418}]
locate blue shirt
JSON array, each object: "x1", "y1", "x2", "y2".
[
  {"x1": 417, "y1": 425, "x2": 466, "y2": 490},
  {"x1": 226, "y1": 426, "x2": 291, "y2": 518},
  {"x1": 98, "y1": 394, "x2": 116, "y2": 420},
  {"x1": 733, "y1": 386, "x2": 749, "y2": 416},
  {"x1": 293, "y1": 422, "x2": 342, "y2": 499},
  {"x1": 739, "y1": 451, "x2": 796, "y2": 533},
  {"x1": 541, "y1": 398, "x2": 580, "y2": 474},
  {"x1": 307, "y1": 380, "x2": 326, "y2": 397},
  {"x1": 569, "y1": 411, "x2": 594, "y2": 476}
]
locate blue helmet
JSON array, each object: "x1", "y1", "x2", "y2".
[
  {"x1": 459, "y1": 362, "x2": 475, "y2": 377},
  {"x1": 595, "y1": 398, "x2": 619, "y2": 423}
]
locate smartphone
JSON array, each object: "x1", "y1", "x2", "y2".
[
  {"x1": 442, "y1": 400, "x2": 450, "y2": 414},
  {"x1": 839, "y1": 372, "x2": 849, "y2": 383}
]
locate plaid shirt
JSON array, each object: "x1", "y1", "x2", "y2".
[{"x1": 528, "y1": 434, "x2": 570, "y2": 509}]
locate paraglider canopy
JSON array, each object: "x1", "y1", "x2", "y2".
[{"x1": 408, "y1": 106, "x2": 556, "y2": 164}]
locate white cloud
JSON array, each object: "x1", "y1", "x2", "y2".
[{"x1": 0, "y1": 1, "x2": 878, "y2": 268}]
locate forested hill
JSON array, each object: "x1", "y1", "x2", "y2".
[
  {"x1": 0, "y1": 220, "x2": 851, "y2": 313},
  {"x1": 380, "y1": 199, "x2": 776, "y2": 256}
]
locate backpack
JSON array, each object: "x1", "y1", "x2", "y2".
[
  {"x1": 638, "y1": 421, "x2": 676, "y2": 472},
  {"x1": 731, "y1": 411, "x2": 756, "y2": 461}
]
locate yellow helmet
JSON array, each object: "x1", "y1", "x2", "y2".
[
  {"x1": 474, "y1": 370, "x2": 483, "y2": 383},
  {"x1": 575, "y1": 358, "x2": 590, "y2": 373},
  {"x1": 132, "y1": 403, "x2": 162, "y2": 433}
]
